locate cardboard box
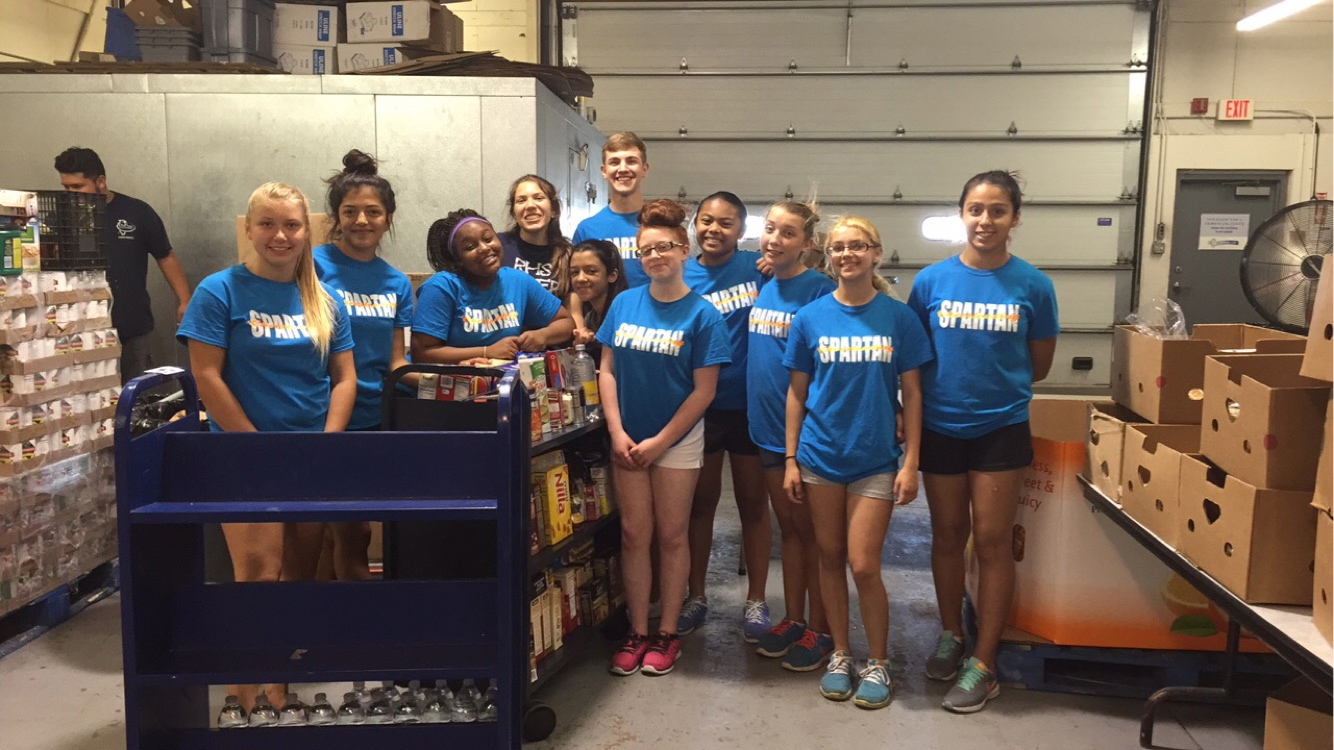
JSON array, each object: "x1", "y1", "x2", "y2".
[
  {"x1": 967, "y1": 398, "x2": 1267, "y2": 651},
  {"x1": 1317, "y1": 397, "x2": 1332, "y2": 515},
  {"x1": 1084, "y1": 401, "x2": 1147, "y2": 502},
  {"x1": 1113, "y1": 324, "x2": 1307, "y2": 424},
  {"x1": 1120, "y1": 424, "x2": 1200, "y2": 548},
  {"x1": 337, "y1": 42, "x2": 409, "y2": 72},
  {"x1": 1301, "y1": 259, "x2": 1332, "y2": 382},
  {"x1": 1199, "y1": 354, "x2": 1329, "y2": 491},
  {"x1": 1314, "y1": 510, "x2": 1332, "y2": 645},
  {"x1": 345, "y1": 1, "x2": 453, "y2": 48},
  {"x1": 1264, "y1": 678, "x2": 1332, "y2": 750},
  {"x1": 274, "y1": 3, "x2": 339, "y2": 46},
  {"x1": 273, "y1": 43, "x2": 338, "y2": 75},
  {"x1": 1178, "y1": 454, "x2": 1315, "y2": 605}
]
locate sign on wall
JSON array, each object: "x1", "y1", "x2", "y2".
[{"x1": 1198, "y1": 213, "x2": 1251, "y2": 250}]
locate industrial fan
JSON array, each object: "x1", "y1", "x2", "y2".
[{"x1": 1239, "y1": 199, "x2": 1332, "y2": 333}]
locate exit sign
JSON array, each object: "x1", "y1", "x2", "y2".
[{"x1": 1218, "y1": 99, "x2": 1254, "y2": 121}]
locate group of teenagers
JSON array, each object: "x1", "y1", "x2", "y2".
[{"x1": 170, "y1": 131, "x2": 1057, "y2": 715}]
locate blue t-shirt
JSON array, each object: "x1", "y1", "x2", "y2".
[
  {"x1": 907, "y1": 255, "x2": 1059, "y2": 439},
  {"x1": 747, "y1": 269, "x2": 836, "y2": 453},
  {"x1": 177, "y1": 265, "x2": 354, "y2": 432},
  {"x1": 572, "y1": 205, "x2": 648, "y2": 288},
  {"x1": 313, "y1": 244, "x2": 414, "y2": 430},
  {"x1": 684, "y1": 250, "x2": 764, "y2": 411},
  {"x1": 783, "y1": 293, "x2": 933, "y2": 483},
  {"x1": 412, "y1": 267, "x2": 562, "y2": 349},
  {"x1": 595, "y1": 287, "x2": 732, "y2": 444}
]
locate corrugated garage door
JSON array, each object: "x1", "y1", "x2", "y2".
[{"x1": 563, "y1": 0, "x2": 1153, "y2": 390}]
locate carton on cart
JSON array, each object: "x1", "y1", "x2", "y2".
[
  {"x1": 1263, "y1": 677, "x2": 1333, "y2": 750},
  {"x1": 1177, "y1": 454, "x2": 1315, "y2": 605},
  {"x1": 1083, "y1": 401, "x2": 1148, "y2": 502},
  {"x1": 969, "y1": 398, "x2": 1267, "y2": 651},
  {"x1": 1300, "y1": 259, "x2": 1332, "y2": 382},
  {"x1": 1198, "y1": 354, "x2": 1329, "y2": 491},
  {"x1": 1119, "y1": 424, "x2": 1200, "y2": 548},
  {"x1": 1112, "y1": 323, "x2": 1306, "y2": 424}
]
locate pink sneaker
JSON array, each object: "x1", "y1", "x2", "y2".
[
  {"x1": 640, "y1": 632, "x2": 681, "y2": 675},
  {"x1": 609, "y1": 633, "x2": 650, "y2": 675}
]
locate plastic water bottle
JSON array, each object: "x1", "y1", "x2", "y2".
[
  {"x1": 336, "y1": 692, "x2": 365, "y2": 725},
  {"x1": 217, "y1": 695, "x2": 247, "y2": 729},
  {"x1": 248, "y1": 694, "x2": 278, "y2": 727},
  {"x1": 380, "y1": 680, "x2": 400, "y2": 708},
  {"x1": 449, "y1": 682, "x2": 478, "y2": 723},
  {"x1": 479, "y1": 679, "x2": 498, "y2": 722},
  {"x1": 277, "y1": 693, "x2": 307, "y2": 727},
  {"x1": 365, "y1": 688, "x2": 393, "y2": 725},
  {"x1": 421, "y1": 688, "x2": 450, "y2": 723},
  {"x1": 571, "y1": 345, "x2": 600, "y2": 422},
  {"x1": 461, "y1": 678, "x2": 483, "y2": 708},
  {"x1": 308, "y1": 692, "x2": 336, "y2": 726},
  {"x1": 351, "y1": 680, "x2": 371, "y2": 708}
]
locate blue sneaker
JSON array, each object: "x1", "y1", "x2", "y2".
[
  {"x1": 741, "y1": 600, "x2": 770, "y2": 643},
  {"x1": 756, "y1": 618, "x2": 806, "y2": 658},
  {"x1": 819, "y1": 650, "x2": 856, "y2": 701},
  {"x1": 676, "y1": 596, "x2": 708, "y2": 635},
  {"x1": 781, "y1": 629, "x2": 834, "y2": 672},
  {"x1": 853, "y1": 659, "x2": 893, "y2": 709}
]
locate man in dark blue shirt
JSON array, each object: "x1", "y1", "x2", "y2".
[{"x1": 54, "y1": 147, "x2": 193, "y2": 382}]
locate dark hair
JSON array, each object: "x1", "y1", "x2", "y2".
[
  {"x1": 505, "y1": 174, "x2": 573, "y2": 298},
  {"x1": 325, "y1": 149, "x2": 397, "y2": 242},
  {"x1": 53, "y1": 147, "x2": 105, "y2": 178},
  {"x1": 958, "y1": 170, "x2": 1023, "y2": 213},
  {"x1": 637, "y1": 199, "x2": 688, "y2": 245},
  {"x1": 426, "y1": 208, "x2": 486, "y2": 274},
  {"x1": 572, "y1": 240, "x2": 628, "y2": 319},
  {"x1": 694, "y1": 191, "x2": 748, "y2": 225}
]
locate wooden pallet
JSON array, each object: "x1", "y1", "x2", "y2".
[{"x1": 0, "y1": 558, "x2": 119, "y2": 660}]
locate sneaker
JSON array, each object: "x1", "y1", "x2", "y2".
[
  {"x1": 609, "y1": 634, "x2": 650, "y2": 676},
  {"x1": 819, "y1": 650, "x2": 856, "y2": 701},
  {"x1": 640, "y1": 633, "x2": 682, "y2": 675},
  {"x1": 942, "y1": 657, "x2": 1000, "y2": 713},
  {"x1": 676, "y1": 596, "x2": 708, "y2": 635},
  {"x1": 781, "y1": 629, "x2": 834, "y2": 672},
  {"x1": 741, "y1": 600, "x2": 770, "y2": 643},
  {"x1": 756, "y1": 618, "x2": 806, "y2": 658},
  {"x1": 925, "y1": 631, "x2": 966, "y2": 681},
  {"x1": 854, "y1": 659, "x2": 894, "y2": 709}
]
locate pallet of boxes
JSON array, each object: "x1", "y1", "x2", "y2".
[
  {"x1": 0, "y1": 191, "x2": 120, "y2": 617},
  {"x1": 336, "y1": 0, "x2": 466, "y2": 74}
]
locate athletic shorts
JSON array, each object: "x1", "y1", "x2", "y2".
[
  {"x1": 757, "y1": 447, "x2": 787, "y2": 472},
  {"x1": 655, "y1": 420, "x2": 706, "y2": 470},
  {"x1": 703, "y1": 408, "x2": 759, "y2": 456},
  {"x1": 919, "y1": 421, "x2": 1033, "y2": 475},
  {"x1": 799, "y1": 466, "x2": 897, "y2": 501}
]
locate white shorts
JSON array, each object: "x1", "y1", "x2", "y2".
[
  {"x1": 800, "y1": 466, "x2": 896, "y2": 501},
  {"x1": 654, "y1": 420, "x2": 705, "y2": 470}
]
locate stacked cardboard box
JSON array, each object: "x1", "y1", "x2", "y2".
[
  {"x1": 1301, "y1": 260, "x2": 1332, "y2": 644},
  {"x1": 339, "y1": 0, "x2": 465, "y2": 73},
  {"x1": 273, "y1": 3, "x2": 340, "y2": 74}
]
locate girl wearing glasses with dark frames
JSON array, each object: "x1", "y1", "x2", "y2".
[
  {"x1": 597, "y1": 200, "x2": 732, "y2": 677},
  {"x1": 782, "y1": 216, "x2": 932, "y2": 710},
  {"x1": 907, "y1": 171, "x2": 1058, "y2": 714}
]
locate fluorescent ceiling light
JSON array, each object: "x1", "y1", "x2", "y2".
[
  {"x1": 1237, "y1": 0, "x2": 1322, "y2": 31},
  {"x1": 921, "y1": 215, "x2": 966, "y2": 243}
]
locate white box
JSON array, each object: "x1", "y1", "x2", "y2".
[
  {"x1": 337, "y1": 43, "x2": 409, "y2": 72},
  {"x1": 274, "y1": 3, "x2": 339, "y2": 46},
  {"x1": 274, "y1": 44, "x2": 338, "y2": 75},
  {"x1": 345, "y1": 1, "x2": 450, "y2": 47}
]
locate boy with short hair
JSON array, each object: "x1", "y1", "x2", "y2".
[{"x1": 573, "y1": 132, "x2": 651, "y2": 288}]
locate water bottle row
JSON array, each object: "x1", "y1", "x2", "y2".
[{"x1": 218, "y1": 679, "x2": 499, "y2": 728}]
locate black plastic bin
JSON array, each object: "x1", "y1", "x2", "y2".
[{"x1": 35, "y1": 191, "x2": 107, "y2": 271}]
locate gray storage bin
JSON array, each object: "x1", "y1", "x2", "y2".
[
  {"x1": 202, "y1": 48, "x2": 278, "y2": 67},
  {"x1": 201, "y1": 0, "x2": 275, "y2": 60},
  {"x1": 135, "y1": 27, "x2": 202, "y2": 63}
]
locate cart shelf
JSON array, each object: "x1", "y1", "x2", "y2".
[
  {"x1": 152, "y1": 722, "x2": 501, "y2": 750},
  {"x1": 129, "y1": 499, "x2": 499, "y2": 523}
]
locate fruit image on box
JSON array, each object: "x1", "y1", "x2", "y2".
[
  {"x1": 1084, "y1": 401, "x2": 1147, "y2": 502},
  {"x1": 1178, "y1": 454, "x2": 1316, "y2": 605},
  {"x1": 1120, "y1": 424, "x2": 1200, "y2": 548},
  {"x1": 1199, "y1": 354, "x2": 1328, "y2": 491}
]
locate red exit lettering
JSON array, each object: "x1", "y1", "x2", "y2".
[{"x1": 1218, "y1": 99, "x2": 1255, "y2": 121}]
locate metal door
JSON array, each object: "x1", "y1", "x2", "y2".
[{"x1": 1169, "y1": 170, "x2": 1288, "y2": 325}]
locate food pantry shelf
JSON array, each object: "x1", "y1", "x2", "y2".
[{"x1": 129, "y1": 498, "x2": 498, "y2": 523}]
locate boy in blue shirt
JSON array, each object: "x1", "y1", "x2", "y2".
[{"x1": 573, "y1": 132, "x2": 651, "y2": 288}]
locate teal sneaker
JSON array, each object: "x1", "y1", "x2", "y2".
[
  {"x1": 853, "y1": 659, "x2": 893, "y2": 709},
  {"x1": 756, "y1": 618, "x2": 806, "y2": 658},
  {"x1": 925, "y1": 630, "x2": 966, "y2": 681},
  {"x1": 942, "y1": 657, "x2": 1000, "y2": 713},
  {"x1": 782, "y1": 629, "x2": 834, "y2": 672},
  {"x1": 819, "y1": 650, "x2": 856, "y2": 701}
]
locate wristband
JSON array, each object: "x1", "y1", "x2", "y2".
[{"x1": 785, "y1": 455, "x2": 797, "y2": 461}]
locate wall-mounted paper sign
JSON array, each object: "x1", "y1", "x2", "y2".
[{"x1": 1198, "y1": 213, "x2": 1250, "y2": 250}]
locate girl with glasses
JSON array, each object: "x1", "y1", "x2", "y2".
[
  {"x1": 907, "y1": 171, "x2": 1058, "y2": 713},
  {"x1": 783, "y1": 216, "x2": 932, "y2": 709},
  {"x1": 598, "y1": 200, "x2": 731, "y2": 676}
]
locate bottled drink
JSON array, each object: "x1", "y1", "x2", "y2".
[
  {"x1": 461, "y1": 678, "x2": 483, "y2": 708},
  {"x1": 380, "y1": 680, "x2": 400, "y2": 708},
  {"x1": 393, "y1": 688, "x2": 422, "y2": 724},
  {"x1": 449, "y1": 682, "x2": 478, "y2": 723},
  {"x1": 479, "y1": 679, "x2": 499, "y2": 722},
  {"x1": 571, "y1": 345, "x2": 600, "y2": 421},
  {"x1": 277, "y1": 693, "x2": 307, "y2": 727},
  {"x1": 365, "y1": 688, "x2": 393, "y2": 725},
  {"x1": 351, "y1": 680, "x2": 371, "y2": 708},
  {"x1": 308, "y1": 692, "x2": 336, "y2": 726},
  {"x1": 336, "y1": 692, "x2": 366, "y2": 725},
  {"x1": 217, "y1": 695, "x2": 247, "y2": 729},
  {"x1": 248, "y1": 694, "x2": 278, "y2": 728},
  {"x1": 421, "y1": 689, "x2": 450, "y2": 723}
]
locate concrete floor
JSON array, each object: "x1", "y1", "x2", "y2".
[{"x1": 0, "y1": 496, "x2": 1265, "y2": 749}]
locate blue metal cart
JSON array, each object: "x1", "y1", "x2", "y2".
[{"x1": 115, "y1": 366, "x2": 528, "y2": 750}]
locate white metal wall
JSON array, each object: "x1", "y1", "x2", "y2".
[{"x1": 567, "y1": 0, "x2": 1153, "y2": 389}]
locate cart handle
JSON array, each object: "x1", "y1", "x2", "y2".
[{"x1": 115, "y1": 366, "x2": 201, "y2": 435}]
